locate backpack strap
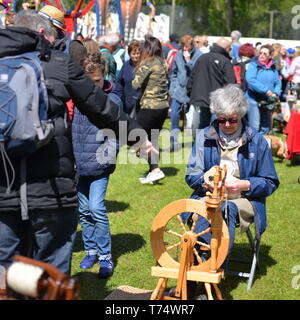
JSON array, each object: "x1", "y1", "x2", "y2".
[
  {"x1": 100, "y1": 48, "x2": 110, "y2": 53},
  {"x1": 167, "y1": 43, "x2": 175, "y2": 50},
  {"x1": 20, "y1": 157, "x2": 29, "y2": 221},
  {"x1": 62, "y1": 39, "x2": 72, "y2": 54},
  {"x1": 0, "y1": 142, "x2": 15, "y2": 194}
]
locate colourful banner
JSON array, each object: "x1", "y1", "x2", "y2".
[
  {"x1": 120, "y1": 0, "x2": 142, "y2": 41},
  {"x1": 97, "y1": 0, "x2": 110, "y2": 36}
]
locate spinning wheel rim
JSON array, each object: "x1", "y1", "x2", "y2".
[{"x1": 150, "y1": 199, "x2": 230, "y2": 272}]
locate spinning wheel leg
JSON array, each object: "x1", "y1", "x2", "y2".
[
  {"x1": 204, "y1": 283, "x2": 213, "y2": 300},
  {"x1": 212, "y1": 283, "x2": 223, "y2": 300},
  {"x1": 202, "y1": 283, "x2": 223, "y2": 300},
  {"x1": 157, "y1": 278, "x2": 168, "y2": 300},
  {"x1": 150, "y1": 277, "x2": 168, "y2": 300}
]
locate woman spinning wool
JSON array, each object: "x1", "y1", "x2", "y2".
[{"x1": 185, "y1": 84, "x2": 279, "y2": 261}]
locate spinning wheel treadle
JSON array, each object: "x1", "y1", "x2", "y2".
[{"x1": 150, "y1": 199, "x2": 229, "y2": 273}]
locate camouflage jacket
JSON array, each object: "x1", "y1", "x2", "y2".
[{"x1": 132, "y1": 57, "x2": 169, "y2": 109}]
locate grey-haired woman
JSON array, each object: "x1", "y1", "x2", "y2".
[{"x1": 185, "y1": 84, "x2": 279, "y2": 264}]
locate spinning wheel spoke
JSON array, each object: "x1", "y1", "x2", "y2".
[
  {"x1": 150, "y1": 198, "x2": 229, "y2": 273},
  {"x1": 196, "y1": 241, "x2": 210, "y2": 249},
  {"x1": 164, "y1": 228, "x2": 183, "y2": 239},
  {"x1": 176, "y1": 215, "x2": 187, "y2": 233},
  {"x1": 195, "y1": 227, "x2": 211, "y2": 238},
  {"x1": 190, "y1": 214, "x2": 198, "y2": 233},
  {"x1": 193, "y1": 248, "x2": 203, "y2": 265},
  {"x1": 166, "y1": 242, "x2": 181, "y2": 252}
]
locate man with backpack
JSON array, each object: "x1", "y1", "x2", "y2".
[
  {"x1": 163, "y1": 34, "x2": 180, "y2": 86},
  {"x1": 99, "y1": 34, "x2": 118, "y2": 82},
  {"x1": 0, "y1": 10, "x2": 153, "y2": 276},
  {"x1": 187, "y1": 37, "x2": 236, "y2": 139},
  {"x1": 163, "y1": 33, "x2": 180, "y2": 60},
  {"x1": 38, "y1": 5, "x2": 87, "y2": 65},
  {"x1": 231, "y1": 43, "x2": 256, "y2": 91}
]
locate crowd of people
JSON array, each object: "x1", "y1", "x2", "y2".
[{"x1": 2, "y1": 3, "x2": 296, "y2": 297}]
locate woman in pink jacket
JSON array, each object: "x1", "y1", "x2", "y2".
[{"x1": 289, "y1": 48, "x2": 300, "y2": 96}]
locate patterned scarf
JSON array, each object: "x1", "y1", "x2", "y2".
[{"x1": 218, "y1": 124, "x2": 243, "y2": 149}]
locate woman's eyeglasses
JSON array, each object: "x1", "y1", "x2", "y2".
[
  {"x1": 217, "y1": 118, "x2": 239, "y2": 124},
  {"x1": 259, "y1": 51, "x2": 269, "y2": 56}
]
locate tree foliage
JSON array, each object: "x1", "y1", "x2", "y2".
[
  {"x1": 41, "y1": 0, "x2": 300, "y2": 39},
  {"x1": 152, "y1": 0, "x2": 300, "y2": 39}
]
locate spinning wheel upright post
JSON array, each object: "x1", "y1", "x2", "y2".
[{"x1": 150, "y1": 165, "x2": 229, "y2": 300}]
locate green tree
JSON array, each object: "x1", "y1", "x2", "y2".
[{"x1": 151, "y1": 0, "x2": 300, "y2": 39}]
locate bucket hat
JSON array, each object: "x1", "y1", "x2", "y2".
[{"x1": 38, "y1": 5, "x2": 65, "y2": 29}]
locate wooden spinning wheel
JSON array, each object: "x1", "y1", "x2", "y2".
[
  {"x1": 150, "y1": 166, "x2": 230, "y2": 300},
  {"x1": 150, "y1": 199, "x2": 229, "y2": 272}
]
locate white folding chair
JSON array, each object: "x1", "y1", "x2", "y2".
[{"x1": 226, "y1": 219, "x2": 261, "y2": 291}]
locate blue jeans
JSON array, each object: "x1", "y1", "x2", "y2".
[
  {"x1": 0, "y1": 208, "x2": 77, "y2": 274},
  {"x1": 77, "y1": 175, "x2": 111, "y2": 261},
  {"x1": 183, "y1": 201, "x2": 239, "y2": 270},
  {"x1": 192, "y1": 202, "x2": 239, "y2": 250},
  {"x1": 246, "y1": 95, "x2": 272, "y2": 135},
  {"x1": 170, "y1": 98, "x2": 182, "y2": 146}
]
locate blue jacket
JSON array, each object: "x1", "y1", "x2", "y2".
[
  {"x1": 185, "y1": 120, "x2": 279, "y2": 236},
  {"x1": 245, "y1": 56, "x2": 281, "y2": 101},
  {"x1": 169, "y1": 48, "x2": 202, "y2": 104},
  {"x1": 72, "y1": 80, "x2": 122, "y2": 177},
  {"x1": 114, "y1": 59, "x2": 140, "y2": 114}
]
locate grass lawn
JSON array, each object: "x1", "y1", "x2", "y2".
[{"x1": 71, "y1": 119, "x2": 300, "y2": 300}]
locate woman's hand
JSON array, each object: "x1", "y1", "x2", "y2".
[{"x1": 225, "y1": 179, "x2": 250, "y2": 194}]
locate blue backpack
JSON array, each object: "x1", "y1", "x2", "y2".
[{"x1": 0, "y1": 51, "x2": 54, "y2": 219}]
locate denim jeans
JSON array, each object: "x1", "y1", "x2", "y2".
[
  {"x1": 77, "y1": 175, "x2": 111, "y2": 261},
  {"x1": 170, "y1": 98, "x2": 182, "y2": 146},
  {"x1": 0, "y1": 208, "x2": 77, "y2": 274},
  {"x1": 193, "y1": 202, "x2": 239, "y2": 249},
  {"x1": 185, "y1": 201, "x2": 239, "y2": 270},
  {"x1": 246, "y1": 95, "x2": 272, "y2": 135}
]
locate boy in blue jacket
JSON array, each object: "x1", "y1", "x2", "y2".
[{"x1": 72, "y1": 53, "x2": 123, "y2": 278}]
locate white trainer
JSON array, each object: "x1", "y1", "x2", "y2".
[{"x1": 139, "y1": 170, "x2": 165, "y2": 184}]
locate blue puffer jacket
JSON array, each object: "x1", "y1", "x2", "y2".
[
  {"x1": 245, "y1": 56, "x2": 281, "y2": 101},
  {"x1": 72, "y1": 80, "x2": 122, "y2": 177},
  {"x1": 169, "y1": 48, "x2": 202, "y2": 104},
  {"x1": 185, "y1": 120, "x2": 280, "y2": 236}
]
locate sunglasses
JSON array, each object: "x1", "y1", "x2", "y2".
[{"x1": 217, "y1": 118, "x2": 239, "y2": 124}]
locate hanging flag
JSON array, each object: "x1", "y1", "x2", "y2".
[
  {"x1": 115, "y1": 0, "x2": 124, "y2": 35},
  {"x1": 95, "y1": 0, "x2": 100, "y2": 37},
  {"x1": 120, "y1": 0, "x2": 142, "y2": 42},
  {"x1": 97, "y1": 0, "x2": 110, "y2": 36}
]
